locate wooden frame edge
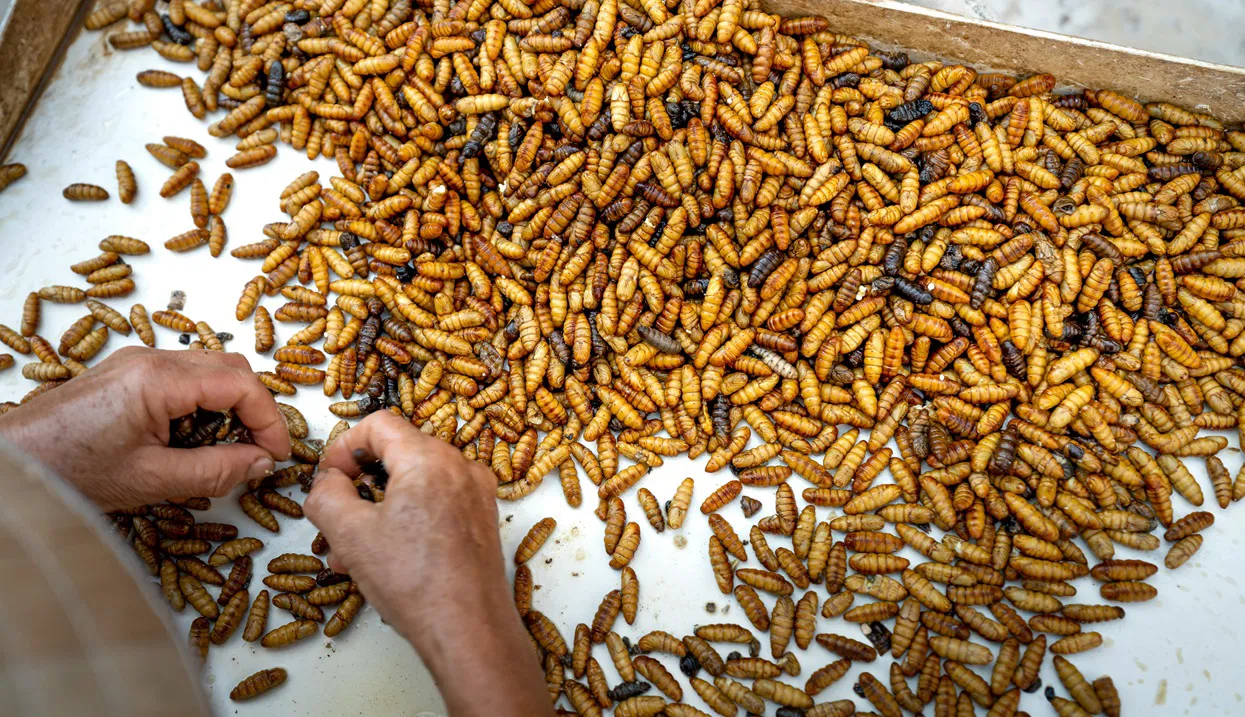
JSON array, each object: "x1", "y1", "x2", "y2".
[
  {"x1": 764, "y1": 0, "x2": 1245, "y2": 123},
  {"x1": 0, "y1": 0, "x2": 92, "y2": 161}
]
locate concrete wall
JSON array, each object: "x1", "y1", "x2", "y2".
[{"x1": 903, "y1": 0, "x2": 1245, "y2": 67}]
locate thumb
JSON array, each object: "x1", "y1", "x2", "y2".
[
  {"x1": 304, "y1": 467, "x2": 374, "y2": 574},
  {"x1": 135, "y1": 443, "x2": 276, "y2": 500}
]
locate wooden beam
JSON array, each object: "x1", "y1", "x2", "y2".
[
  {"x1": 763, "y1": 0, "x2": 1245, "y2": 123},
  {"x1": 0, "y1": 0, "x2": 91, "y2": 160}
]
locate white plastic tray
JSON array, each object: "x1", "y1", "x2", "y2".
[{"x1": 0, "y1": 23, "x2": 1243, "y2": 717}]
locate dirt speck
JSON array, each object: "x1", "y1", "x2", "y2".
[
  {"x1": 673, "y1": 535, "x2": 687, "y2": 549},
  {"x1": 705, "y1": 602, "x2": 717, "y2": 613}
]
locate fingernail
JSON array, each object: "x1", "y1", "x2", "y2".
[{"x1": 247, "y1": 457, "x2": 276, "y2": 480}]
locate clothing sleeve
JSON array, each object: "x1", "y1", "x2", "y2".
[{"x1": 0, "y1": 437, "x2": 210, "y2": 717}]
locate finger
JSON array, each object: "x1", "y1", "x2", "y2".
[
  {"x1": 131, "y1": 443, "x2": 277, "y2": 500},
  {"x1": 318, "y1": 412, "x2": 395, "y2": 473},
  {"x1": 153, "y1": 352, "x2": 291, "y2": 460},
  {"x1": 326, "y1": 552, "x2": 350, "y2": 575},
  {"x1": 206, "y1": 350, "x2": 253, "y2": 373},
  {"x1": 320, "y1": 411, "x2": 449, "y2": 477},
  {"x1": 177, "y1": 347, "x2": 253, "y2": 373},
  {"x1": 304, "y1": 468, "x2": 374, "y2": 575},
  {"x1": 304, "y1": 467, "x2": 373, "y2": 534}
]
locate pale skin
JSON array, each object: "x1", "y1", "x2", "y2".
[{"x1": 0, "y1": 347, "x2": 553, "y2": 717}]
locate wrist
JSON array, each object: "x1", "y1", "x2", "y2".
[
  {"x1": 395, "y1": 582, "x2": 513, "y2": 652},
  {"x1": 395, "y1": 586, "x2": 551, "y2": 717}
]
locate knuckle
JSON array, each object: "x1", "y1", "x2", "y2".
[
  {"x1": 193, "y1": 460, "x2": 233, "y2": 497},
  {"x1": 361, "y1": 411, "x2": 390, "y2": 427},
  {"x1": 113, "y1": 345, "x2": 147, "y2": 362},
  {"x1": 466, "y1": 463, "x2": 496, "y2": 495},
  {"x1": 304, "y1": 483, "x2": 331, "y2": 517},
  {"x1": 328, "y1": 516, "x2": 369, "y2": 559},
  {"x1": 237, "y1": 369, "x2": 277, "y2": 401},
  {"x1": 305, "y1": 474, "x2": 352, "y2": 524},
  {"x1": 122, "y1": 347, "x2": 161, "y2": 372},
  {"x1": 304, "y1": 498, "x2": 335, "y2": 531},
  {"x1": 222, "y1": 351, "x2": 252, "y2": 370},
  {"x1": 431, "y1": 439, "x2": 462, "y2": 462},
  {"x1": 303, "y1": 495, "x2": 324, "y2": 522},
  {"x1": 369, "y1": 409, "x2": 409, "y2": 433},
  {"x1": 326, "y1": 553, "x2": 351, "y2": 574}
]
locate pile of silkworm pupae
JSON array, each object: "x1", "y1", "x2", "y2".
[{"x1": 4, "y1": 0, "x2": 1245, "y2": 710}]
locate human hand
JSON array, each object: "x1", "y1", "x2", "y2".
[
  {"x1": 305, "y1": 411, "x2": 553, "y2": 717},
  {"x1": 0, "y1": 347, "x2": 290, "y2": 511},
  {"x1": 305, "y1": 410, "x2": 509, "y2": 641}
]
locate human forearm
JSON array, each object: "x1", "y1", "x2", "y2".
[
  {"x1": 0, "y1": 439, "x2": 210, "y2": 716},
  {"x1": 302, "y1": 413, "x2": 555, "y2": 717},
  {"x1": 406, "y1": 592, "x2": 554, "y2": 717}
]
